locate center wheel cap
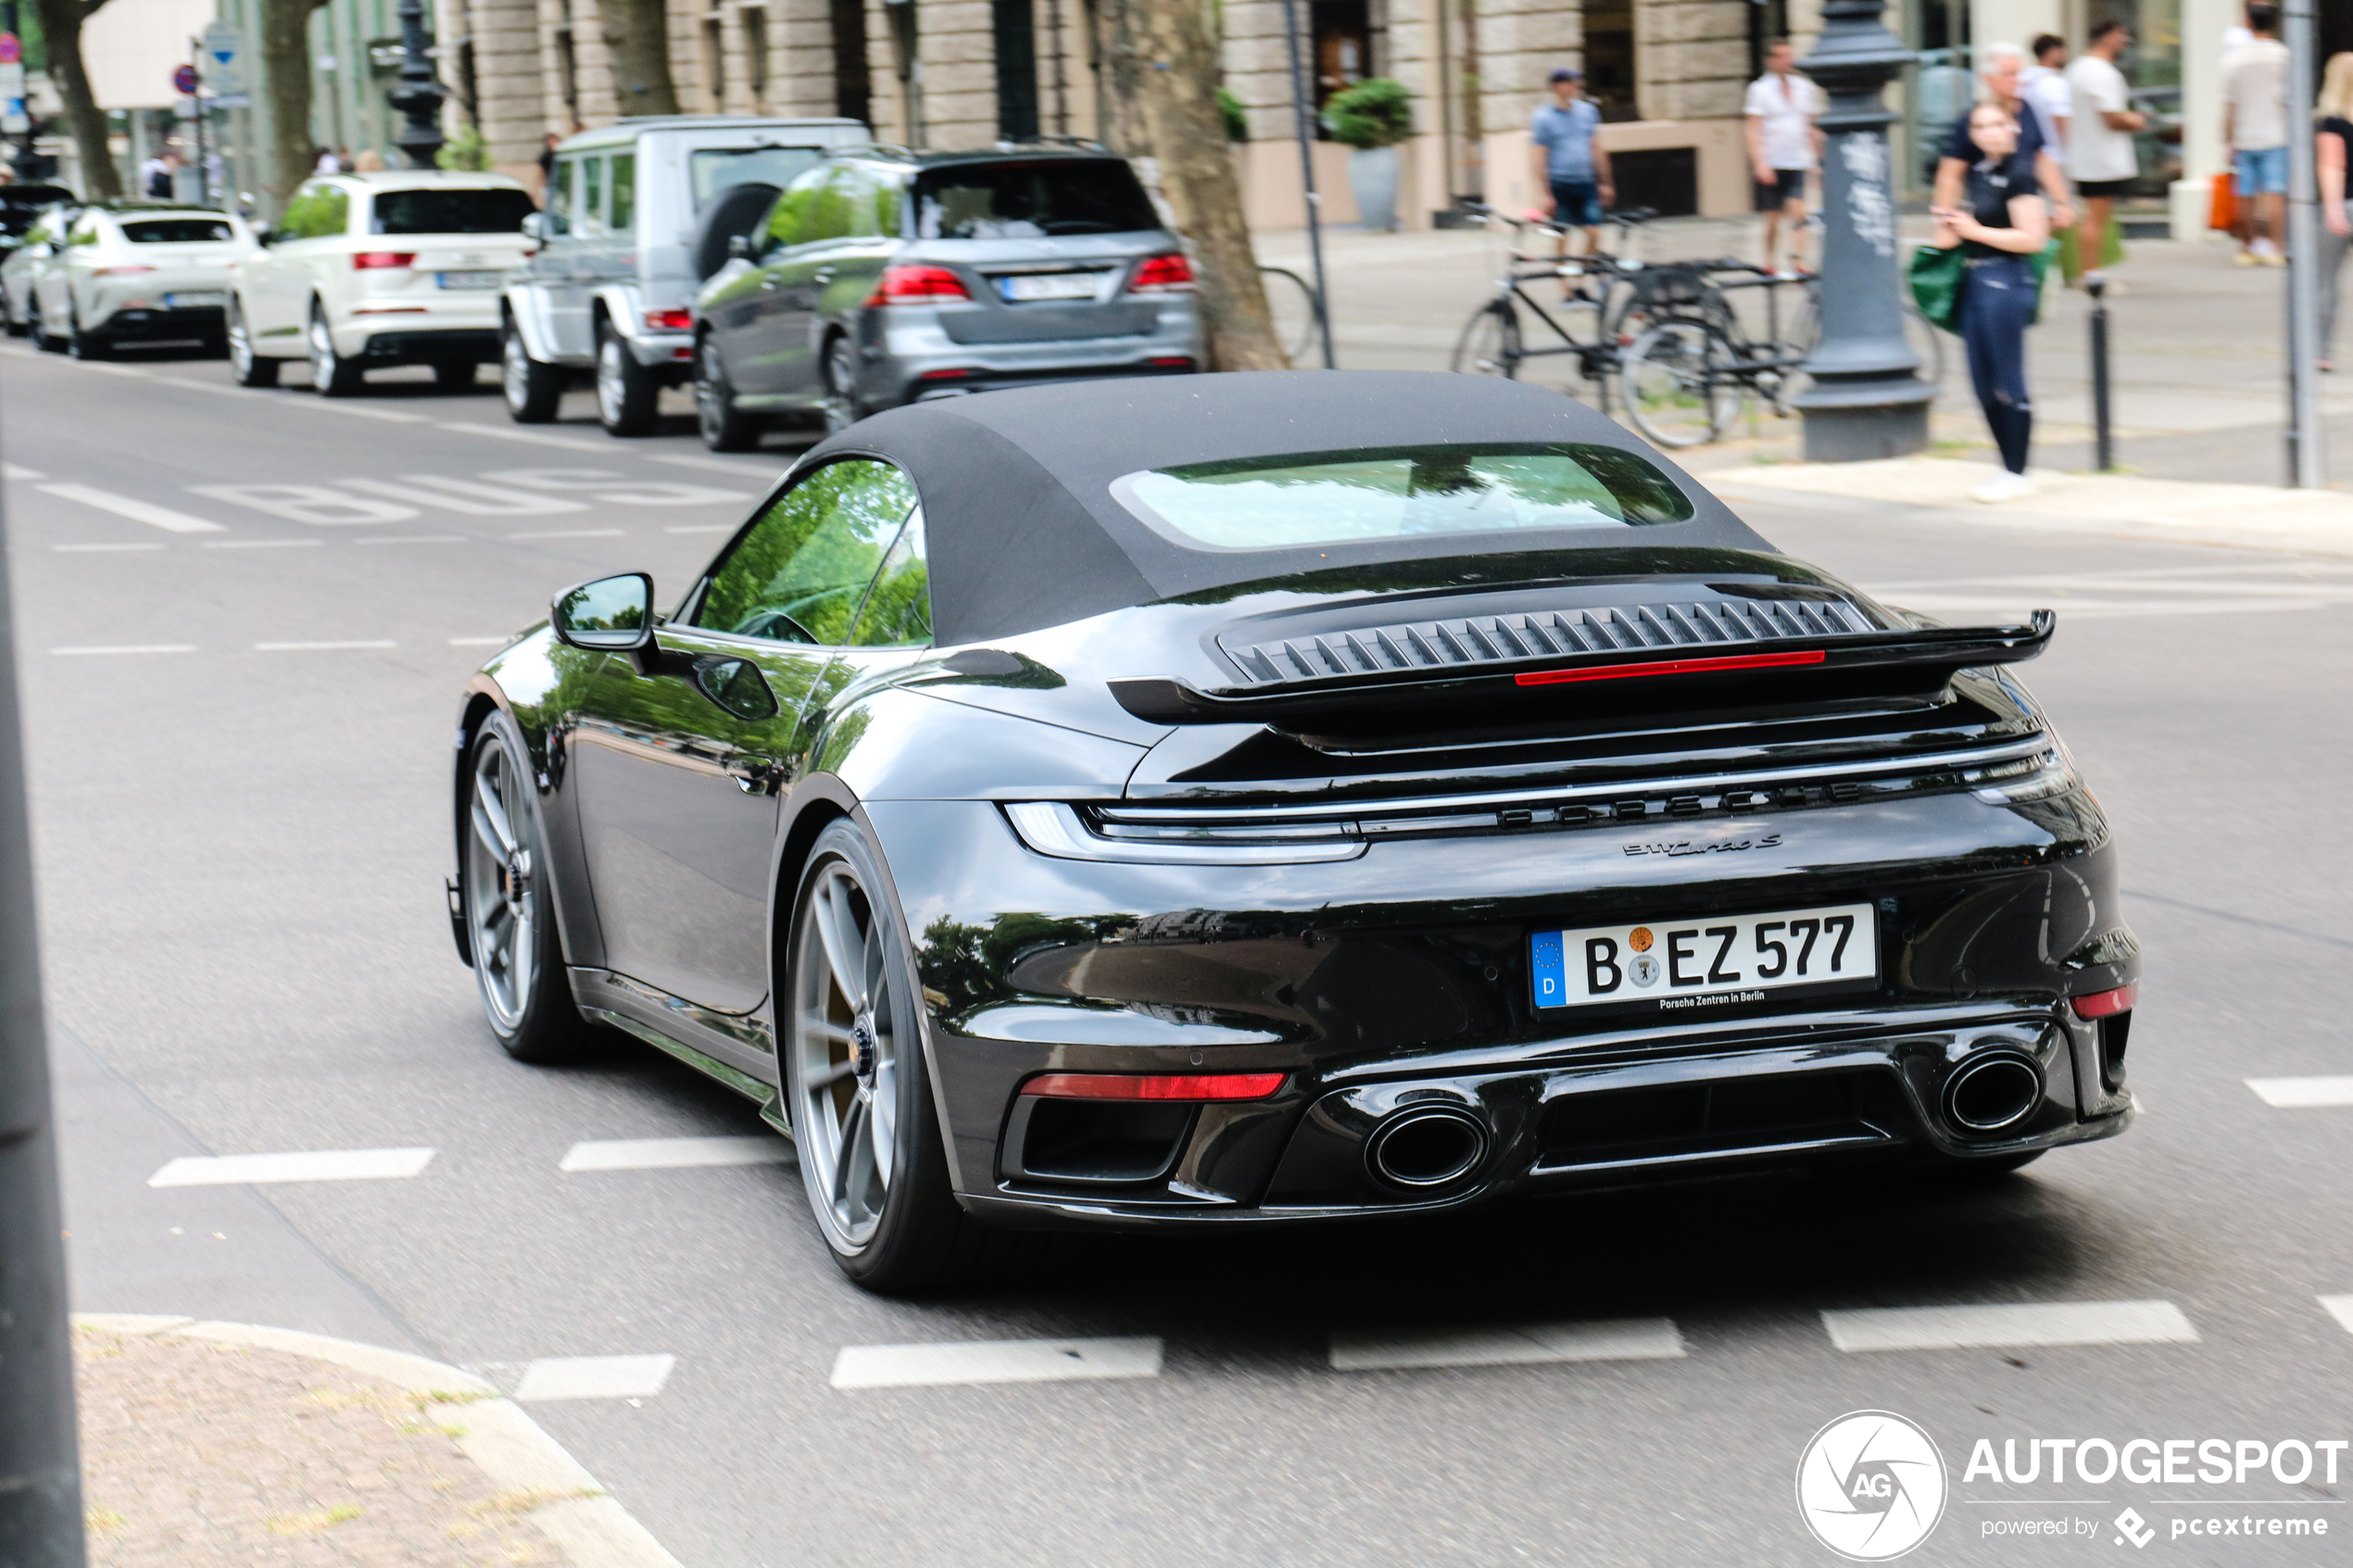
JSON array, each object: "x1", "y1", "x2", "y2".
[{"x1": 850, "y1": 1010, "x2": 876, "y2": 1082}]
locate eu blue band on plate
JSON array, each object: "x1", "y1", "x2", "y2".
[{"x1": 1530, "y1": 930, "x2": 1566, "y2": 1010}]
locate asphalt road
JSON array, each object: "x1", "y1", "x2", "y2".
[{"x1": 8, "y1": 344, "x2": 2353, "y2": 1568}]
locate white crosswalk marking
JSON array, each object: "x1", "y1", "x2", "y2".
[
  {"x1": 4, "y1": 461, "x2": 45, "y2": 480},
  {"x1": 831, "y1": 1336, "x2": 1164, "y2": 1390},
  {"x1": 341, "y1": 476, "x2": 588, "y2": 516},
  {"x1": 512, "y1": 1354, "x2": 676, "y2": 1401},
  {"x1": 37, "y1": 483, "x2": 226, "y2": 533},
  {"x1": 1821, "y1": 1299, "x2": 2197, "y2": 1352},
  {"x1": 1331, "y1": 1317, "x2": 1686, "y2": 1372},
  {"x1": 2246, "y1": 1077, "x2": 2353, "y2": 1108},
  {"x1": 559, "y1": 1135, "x2": 792, "y2": 1172},
  {"x1": 52, "y1": 645, "x2": 195, "y2": 656},
  {"x1": 147, "y1": 1148, "x2": 435, "y2": 1186}
]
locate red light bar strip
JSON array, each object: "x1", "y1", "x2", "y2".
[
  {"x1": 1020, "y1": 1072, "x2": 1287, "y2": 1102},
  {"x1": 1516, "y1": 649, "x2": 1828, "y2": 687},
  {"x1": 2070, "y1": 983, "x2": 2136, "y2": 1020}
]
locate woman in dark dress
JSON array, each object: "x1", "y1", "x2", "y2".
[
  {"x1": 1928, "y1": 102, "x2": 2052, "y2": 504},
  {"x1": 2316, "y1": 53, "x2": 2352, "y2": 371}
]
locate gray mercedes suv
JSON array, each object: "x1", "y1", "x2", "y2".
[{"x1": 691, "y1": 145, "x2": 1202, "y2": 449}]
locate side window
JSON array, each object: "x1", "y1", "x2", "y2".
[
  {"x1": 762, "y1": 166, "x2": 829, "y2": 252},
  {"x1": 547, "y1": 159, "x2": 575, "y2": 234},
  {"x1": 815, "y1": 166, "x2": 868, "y2": 240},
  {"x1": 277, "y1": 187, "x2": 318, "y2": 238},
  {"x1": 318, "y1": 185, "x2": 351, "y2": 237},
  {"x1": 580, "y1": 156, "x2": 606, "y2": 238},
  {"x1": 610, "y1": 152, "x2": 635, "y2": 232},
  {"x1": 67, "y1": 216, "x2": 98, "y2": 246},
  {"x1": 693, "y1": 459, "x2": 920, "y2": 645},
  {"x1": 849, "y1": 508, "x2": 930, "y2": 647}
]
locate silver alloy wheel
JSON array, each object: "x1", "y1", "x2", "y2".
[
  {"x1": 502, "y1": 331, "x2": 532, "y2": 408},
  {"x1": 822, "y1": 336, "x2": 859, "y2": 433},
  {"x1": 227, "y1": 303, "x2": 255, "y2": 374},
  {"x1": 462, "y1": 728, "x2": 537, "y2": 1033},
  {"x1": 308, "y1": 310, "x2": 339, "y2": 389},
  {"x1": 596, "y1": 333, "x2": 626, "y2": 425},
  {"x1": 790, "y1": 857, "x2": 900, "y2": 1251},
  {"x1": 695, "y1": 339, "x2": 728, "y2": 433}
]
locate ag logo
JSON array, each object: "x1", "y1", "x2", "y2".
[{"x1": 1795, "y1": 1411, "x2": 1947, "y2": 1561}]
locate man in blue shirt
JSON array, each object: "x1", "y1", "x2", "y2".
[{"x1": 1530, "y1": 68, "x2": 1614, "y2": 257}]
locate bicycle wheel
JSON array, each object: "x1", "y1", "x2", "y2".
[
  {"x1": 1618, "y1": 319, "x2": 1741, "y2": 448},
  {"x1": 1451, "y1": 300, "x2": 1523, "y2": 378},
  {"x1": 1903, "y1": 301, "x2": 1946, "y2": 394},
  {"x1": 1258, "y1": 266, "x2": 1323, "y2": 365}
]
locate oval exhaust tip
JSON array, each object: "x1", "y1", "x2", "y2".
[
  {"x1": 1366, "y1": 1105, "x2": 1490, "y2": 1190},
  {"x1": 1944, "y1": 1053, "x2": 2043, "y2": 1134}
]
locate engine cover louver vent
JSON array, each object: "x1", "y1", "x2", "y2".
[{"x1": 1219, "y1": 599, "x2": 1873, "y2": 687}]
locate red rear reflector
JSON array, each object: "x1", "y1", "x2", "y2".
[
  {"x1": 1021, "y1": 1073, "x2": 1286, "y2": 1102},
  {"x1": 353, "y1": 251, "x2": 417, "y2": 270},
  {"x1": 95, "y1": 265, "x2": 157, "y2": 276},
  {"x1": 917, "y1": 367, "x2": 977, "y2": 381},
  {"x1": 867, "y1": 264, "x2": 970, "y2": 305},
  {"x1": 2070, "y1": 984, "x2": 2136, "y2": 1020},
  {"x1": 1127, "y1": 253, "x2": 1196, "y2": 294},
  {"x1": 643, "y1": 307, "x2": 692, "y2": 331},
  {"x1": 1145, "y1": 356, "x2": 1196, "y2": 369},
  {"x1": 1516, "y1": 649, "x2": 1828, "y2": 686}
]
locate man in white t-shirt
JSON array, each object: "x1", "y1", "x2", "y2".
[
  {"x1": 2224, "y1": 2, "x2": 2291, "y2": 263},
  {"x1": 1743, "y1": 39, "x2": 1826, "y2": 274},
  {"x1": 2020, "y1": 35, "x2": 2072, "y2": 150},
  {"x1": 2065, "y1": 19, "x2": 2145, "y2": 286}
]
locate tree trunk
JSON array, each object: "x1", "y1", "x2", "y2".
[
  {"x1": 1106, "y1": 0, "x2": 1285, "y2": 370},
  {"x1": 597, "y1": 0, "x2": 680, "y2": 117},
  {"x1": 30, "y1": 0, "x2": 119, "y2": 199},
  {"x1": 260, "y1": 0, "x2": 332, "y2": 206}
]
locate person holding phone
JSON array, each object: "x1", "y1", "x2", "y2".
[{"x1": 1929, "y1": 102, "x2": 2053, "y2": 504}]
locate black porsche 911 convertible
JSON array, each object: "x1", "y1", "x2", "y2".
[{"x1": 449, "y1": 370, "x2": 2137, "y2": 1290}]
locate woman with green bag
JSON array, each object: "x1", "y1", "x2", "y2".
[{"x1": 1928, "y1": 101, "x2": 2054, "y2": 503}]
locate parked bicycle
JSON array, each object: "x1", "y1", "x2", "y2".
[
  {"x1": 1258, "y1": 265, "x2": 1326, "y2": 366},
  {"x1": 1448, "y1": 203, "x2": 1662, "y2": 416}
]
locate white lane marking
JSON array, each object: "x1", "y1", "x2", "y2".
[
  {"x1": 189, "y1": 483, "x2": 415, "y2": 525},
  {"x1": 52, "y1": 644, "x2": 195, "y2": 656},
  {"x1": 437, "y1": 421, "x2": 609, "y2": 452},
  {"x1": 3, "y1": 461, "x2": 45, "y2": 480},
  {"x1": 448, "y1": 636, "x2": 511, "y2": 646},
  {"x1": 53, "y1": 543, "x2": 166, "y2": 553},
  {"x1": 644, "y1": 453, "x2": 786, "y2": 476},
  {"x1": 60, "y1": 359, "x2": 148, "y2": 378},
  {"x1": 1821, "y1": 1299, "x2": 2198, "y2": 1352},
  {"x1": 35, "y1": 483, "x2": 226, "y2": 533},
  {"x1": 352, "y1": 535, "x2": 467, "y2": 546},
  {"x1": 559, "y1": 1135, "x2": 793, "y2": 1173},
  {"x1": 342, "y1": 476, "x2": 588, "y2": 516},
  {"x1": 2246, "y1": 1076, "x2": 2353, "y2": 1108},
  {"x1": 512, "y1": 1354, "x2": 676, "y2": 1402},
  {"x1": 510, "y1": 528, "x2": 623, "y2": 540},
  {"x1": 147, "y1": 1147, "x2": 435, "y2": 1186},
  {"x1": 203, "y1": 538, "x2": 322, "y2": 549},
  {"x1": 2320, "y1": 1296, "x2": 2353, "y2": 1335},
  {"x1": 831, "y1": 1336, "x2": 1164, "y2": 1391},
  {"x1": 665, "y1": 524, "x2": 733, "y2": 534},
  {"x1": 292, "y1": 399, "x2": 430, "y2": 423},
  {"x1": 253, "y1": 640, "x2": 396, "y2": 651},
  {"x1": 1329, "y1": 1317, "x2": 1687, "y2": 1372}
]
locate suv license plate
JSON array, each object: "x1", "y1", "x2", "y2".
[
  {"x1": 436, "y1": 270, "x2": 505, "y2": 290},
  {"x1": 164, "y1": 291, "x2": 226, "y2": 307},
  {"x1": 998, "y1": 271, "x2": 1104, "y2": 303},
  {"x1": 1530, "y1": 902, "x2": 1877, "y2": 1011}
]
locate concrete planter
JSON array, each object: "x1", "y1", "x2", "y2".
[{"x1": 1349, "y1": 145, "x2": 1400, "y2": 232}]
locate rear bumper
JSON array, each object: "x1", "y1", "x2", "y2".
[
  {"x1": 86, "y1": 304, "x2": 224, "y2": 341},
  {"x1": 357, "y1": 327, "x2": 502, "y2": 363},
  {"x1": 861, "y1": 304, "x2": 1203, "y2": 406}
]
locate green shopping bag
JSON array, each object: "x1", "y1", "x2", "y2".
[{"x1": 1908, "y1": 243, "x2": 1965, "y2": 332}]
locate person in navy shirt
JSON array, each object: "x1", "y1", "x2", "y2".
[
  {"x1": 1929, "y1": 43, "x2": 2074, "y2": 235},
  {"x1": 1530, "y1": 67, "x2": 1615, "y2": 264}
]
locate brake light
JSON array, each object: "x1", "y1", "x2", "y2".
[
  {"x1": 1145, "y1": 356, "x2": 1196, "y2": 370},
  {"x1": 644, "y1": 307, "x2": 692, "y2": 331},
  {"x1": 1516, "y1": 649, "x2": 1828, "y2": 687},
  {"x1": 866, "y1": 264, "x2": 970, "y2": 305},
  {"x1": 1020, "y1": 1073, "x2": 1286, "y2": 1102},
  {"x1": 94, "y1": 265, "x2": 157, "y2": 276},
  {"x1": 353, "y1": 251, "x2": 417, "y2": 270},
  {"x1": 1127, "y1": 253, "x2": 1196, "y2": 294},
  {"x1": 2070, "y1": 984, "x2": 2136, "y2": 1021},
  {"x1": 916, "y1": 367, "x2": 976, "y2": 381}
]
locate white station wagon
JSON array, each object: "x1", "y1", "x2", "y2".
[
  {"x1": 31, "y1": 203, "x2": 256, "y2": 359},
  {"x1": 229, "y1": 170, "x2": 536, "y2": 395}
]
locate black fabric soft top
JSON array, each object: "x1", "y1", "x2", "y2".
[{"x1": 796, "y1": 370, "x2": 1777, "y2": 647}]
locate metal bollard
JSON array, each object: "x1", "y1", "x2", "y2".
[{"x1": 2086, "y1": 275, "x2": 2114, "y2": 472}]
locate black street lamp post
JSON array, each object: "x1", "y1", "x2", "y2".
[
  {"x1": 388, "y1": 0, "x2": 447, "y2": 170},
  {"x1": 1791, "y1": 0, "x2": 1934, "y2": 461}
]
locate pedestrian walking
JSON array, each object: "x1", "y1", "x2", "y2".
[
  {"x1": 1529, "y1": 68, "x2": 1614, "y2": 268},
  {"x1": 2224, "y1": 3, "x2": 2291, "y2": 266},
  {"x1": 2318, "y1": 52, "x2": 2353, "y2": 372},
  {"x1": 1929, "y1": 102, "x2": 2053, "y2": 505},
  {"x1": 2020, "y1": 34, "x2": 2071, "y2": 150},
  {"x1": 1931, "y1": 43, "x2": 2075, "y2": 240},
  {"x1": 139, "y1": 150, "x2": 172, "y2": 199},
  {"x1": 2066, "y1": 20, "x2": 2147, "y2": 290},
  {"x1": 1744, "y1": 39, "x2": 1825, "y2": 276}
]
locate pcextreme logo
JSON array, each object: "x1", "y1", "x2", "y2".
[{"x1": 1796, "y1": 1411, "x2": 1950, "y2": 1561}]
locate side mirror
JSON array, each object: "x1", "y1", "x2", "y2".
[
  {"x1": 520, "y1": 211, "x2": 547, "y2": 243},
  {"x1": 552, "y1": 572, "x2": 654, "y2": 652},
  {"x1": 250, "y1": 226, "x2": 273, "y2": 247},
  {"x1": 726, "y1": 232, "x2": 754, "y2": 261}
]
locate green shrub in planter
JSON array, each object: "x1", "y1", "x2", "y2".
[
  {"x1": 1322, "y1": 79, "x2": 1414, "y2": 151},
  {"x1": 1218, "y1": 87, "x2": 1248, "y2": 144}
]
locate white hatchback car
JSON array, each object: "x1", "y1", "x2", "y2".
[
  {"x1": 30, "y1": 204, "x2": 256, "y2": 358},
  {"x1": 229, "y1": 170, "x2": 535, "y2": 395}
]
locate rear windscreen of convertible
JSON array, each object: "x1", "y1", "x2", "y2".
[{"x1": 1111, "y1": 443, "x2": 1694, "y2": 549}]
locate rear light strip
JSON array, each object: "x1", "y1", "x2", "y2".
[
  {"x1": 353, "y1": 251, "x2": 416, "y2": 270},
  {"x1": 2070, "y1": 984, "x2": 2135, "y2": 1021},
  {"x1": 1021, "y1": 1072, "x2": 1286, "y2": 1101},
  {"x1": 1127, "y1": 253, "x2": 1195, "y2": 294},
  {"x1": 1516, "y1": 649, "x2": 1826, "y2": 686},
  {"x1": 643, "y1": 307, "x2": 693, "y2": 331}
]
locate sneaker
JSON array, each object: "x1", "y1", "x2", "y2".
[
  {"x1": 2235, "y1": 251, "x2": 2259, "y2": 267},
  {"x1": 2259, "y1": 252, "x2": 2287, "y2": 267},
  {"x1": 2252, "y1": 237, "x2": 2279, "y2": 257},
  {"x1": 1970, "y1": 471, "x2": 2039, "y2": 504}
]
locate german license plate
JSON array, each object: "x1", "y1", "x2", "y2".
[
  {"x1": 1530, "y1": 902, "x2": 1877, "y2": 1011},
  {"x1": 435, "y1": 270, "x2": 505, "y2": 290},
  {"x1": 997, "y1": 271, "x2": 1104, "y2": 303},
  {"x1": 164, "y1": 291, "x2": 225, "y2": 307}
]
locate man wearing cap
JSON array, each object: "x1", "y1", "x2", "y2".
[{"x1": 1530, "y1": 67, "x2": 1614, "y2": 262}]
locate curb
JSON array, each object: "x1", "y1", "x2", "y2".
[{"x1": 73, "y1": 1313, "x2": 686, "y2": 1568}]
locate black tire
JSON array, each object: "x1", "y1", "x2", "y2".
[
  {"x1": 0, "y1": 292, "x2": 22, "y2": 337},
  {"x1": 67, "y1": 308, "x2": 109, "y2": 360},
  {"x1": 308, "y1": 303, "x2": 365, "y2": 396},
  {"x1": 782, "y1": 821, "x2": 1007, "y2": 1293},
  {"x1": 434, "y1": 360, "x2": 477, "y2": 392},
  {"x1": 459, "y1": 709, "x2": 601, "y2": 1065},
  {"x1": 695, "y1": 334, "x2": 761, "y2": 451},
  {"x1": 689, "y1": 181, "x2": 783, "y2": 282},
  {"x1": 226, "y1": 298, "x2": 280, "y2": 387},
  {"x1": 501, "y1": 322, "x2": 564, "y2": 422},
  {"x1": 595, "y1": 324, "x2": 660, "y2": 436},
  {"x1": 31, "y1": 298, "x2": 63, "y2": 353},
  {"x1": 821, "y1": 334, "x2": 864, "y2": 435},
  {"x1": 1451, "y1": 301, "x2": 1522, "y2": 378}
]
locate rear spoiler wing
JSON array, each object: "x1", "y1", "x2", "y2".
[{"x1": 1109, "y1": 611, "x2": 2055, "y2": 727}]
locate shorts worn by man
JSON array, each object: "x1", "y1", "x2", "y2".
[{"x1": 2224, "y1": 13, "x2": 2291, "y2": 261}]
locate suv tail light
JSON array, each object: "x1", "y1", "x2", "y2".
[
  {"x1": 643, "y1": 307, "x2": 693, "y2": 331},
  {"x1": 1127, "y1": 253, "x2": 1196, "y2": 294},
  {"x1": 94, "y1": 265, "x2": 157, "y2": 277},
  {"x1": 353, "y1": 251, "x2": 417, "y2": 270},
  {"x1": 866, "y1": 264, "x2": 970, "y2": 305}
]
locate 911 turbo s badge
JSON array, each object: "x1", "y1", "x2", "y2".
[{"x1": 1620, "y1": 833, "x2": 1783, "y2": 858}]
